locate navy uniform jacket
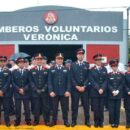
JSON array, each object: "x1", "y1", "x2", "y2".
[
  {"x1": 48, "y1": 65, "x2": 71, "y2": 96},
  {"x1": 12, "y1": 68, "x2": 30, "y2": 99},
  {"x1": 124, "y1": 72, "x2": 130, "y2": 98},
  {"x1": 108, "y1": 71, "x2": 124, "y2": 99},
  {"x1": 89, "y1": 66, "x2": 108, "y2": 98},
  {"x1": 0, "y1": 67, "x2": 11, "y2": 97},
  {"x1": 71, "y1": 61, "x2": 90, "y2": 92},
  {"x1": 30, "y1": 66, "x2": 49, "y2": 98}
]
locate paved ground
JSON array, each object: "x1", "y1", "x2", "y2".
[{"x1": 0, "y1": 100, "x2": 126, "y2": 126}]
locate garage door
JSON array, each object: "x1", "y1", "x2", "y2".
[
  {"x1": 86, "y1": 44, "x2": 119, "y2": 64},
  {"x1": 0, "y1": 44, "x2": 14, "y2": 58}
]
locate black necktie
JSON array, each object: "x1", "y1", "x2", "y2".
[
  {"x1": 58, "y1": 65, "x2": 61, "y2": 70},
  {"x1": 98, "y1": 67, "x2": 102, "y2": 72},
  {"x1": 79, "y1": 62, "x2": 82, "y2": 66},
  {"x1": 38, "y1": 66, "x2": 41, "y2": 71}
]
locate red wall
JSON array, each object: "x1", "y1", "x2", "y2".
[
  {"x1": 0, "y1": 45, "x2": 14, "y2": 58},
  {"x1": 87, "y1": 44, "x2": 119, "y2": 63}
]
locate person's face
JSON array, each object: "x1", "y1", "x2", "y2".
[
  {"x1": 127, "y1": 66, "x2": 130, "y2": 71},
  {"x1": 43, "y1": 59, "x2": 47, "y2": 65},
  {"x1": 76, "y1": 53, "x2": 84, "y2": 61},
  {"x1": 55, "y1": 57, "x2": 64, "y2": 65},
  {"x1": 35, "y1": 57, "x2": 43, "y2": 66},
  {"x1": 9, "y1": 60, "x2": 15, "y2": 65},
  {"x1": 0, "y1": 59, "x2": 7, "y2": 67},
  {"x1": 111, "y1": 65, "x2": 118, "y2": 71},
  {"x1": 32, "y1": 59, "x2": 36, "y2": 65},
  {"x1": 94, "y1": 56, "x2": 102, "y2": 66},
  {"x1": 65, "y1": 63, "x2": 71, "y2": 68},
  {"x1": 18, "y1": 61, "x2": 25, "y2": 69},
  {"x1": 24, "y1": 62, "x2": 29, "y2": 68}
]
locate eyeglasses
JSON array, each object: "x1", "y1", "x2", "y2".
[
  {"x1": 111, "y1": 65, "x2": 118, "y2": 67},
  {"x1": 35, "y1": 58, "x2": 43, "y2": 60},
  {"x1": 94, "y1": 58, "x2": 102, "y2": 61},
  {"x1": 77, "y1": 52, "x2": 84, "y2": 55}
]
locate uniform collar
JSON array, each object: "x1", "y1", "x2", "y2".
[
  {"x1": 95, "y1": 65, "x2": 102, "y2": 70},
  {"x1": 56, "y1": 64, "x2": 63, "y2": 69},
  {"x1": 18, "y1": 68, "x2": 24, "y2": 72},
  {"x1": 37, "y1": 65, "x2": 43, "y2": 70},
  {"x1": 77, "y1": 60, "x2": 84, "y2": 64},
  {"x1": 112, "y1": 70, "x2": 119, "y2": 74},
  {"x1": 56, "y1": 64, "x2": 63, "y2": 67}
]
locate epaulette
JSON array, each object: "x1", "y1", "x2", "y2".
[
  {"x1": 120, "y1": 71, "x2": 125, "y2": 75},
  {"x1": 125, "y1": 71, "x2": 130, "y2": 74},
  {"x1": 30, "y1": 66, "x2": 37, "y2": 70},
  {"x1": 3, "y1": 67, "x2": 9, "y2": 71},
  {"x1": 108, "y1": 72, "x2": 113, "y2": 75},
  {"x1": 90, "y1": 66, "x2": 96, "y2": 70},
  {"x1": 42, "y1": 66, "x2": 49, "y2": 70}
]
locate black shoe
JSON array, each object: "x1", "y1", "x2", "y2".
[
  {"x1": 33, "y1": 121, "x2": 39, "y2": 126},
  {"x1": 9, "y1": 112, "x2": 15, "y2": 116},
  {"x1": 104, "y1": 108, "x2": 108, "y2": 112},
  {"x1": 99, "y1": 123, "x2": 104, "y2": 128},
  {"x1": 111, "y1": 124, "x2": 115, "y2": 128},
  {"x1": 126, "y1": 124, "x2": 130, "y2": 128},
  {"x1": 85, "y1": 121, "x2": 91, "y2": 127},
  {"x1": 50, "y1": 121, "x2": 56, "y2": 127},
  {"x1": 45, "y1": 122, "x2": 51, "y2": 126},
  {"x1": 64, "y1": 121, "x2": 70, "y2": 127},
  {"x1": 26, "y1": 122, "x2": 31, "y2": 126},
  {"x1": 6, "y1": 122, "x2": 11, "y2": 127},
  {"x1": 115, "y1": 124, "x2": 119, "y2": 128},
  {"x1": 94, "y1": 122, "x2": 98, "y2": 128},
  {"x1": 14, "y1": 122, "x2": 20, "y2": 126},
  {"x1": 71, "y1": 122, "x2": 77, "y2": 127}
]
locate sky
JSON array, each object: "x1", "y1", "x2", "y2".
[
  {"x1": 0, "y1": 0, "x2": 130, "y2": 21},
  {"x1": 0, "y1": 0, "x2": 129, "y2": 12}
]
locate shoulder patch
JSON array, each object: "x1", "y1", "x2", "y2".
[{"x1": 90, "y1": 66, "x2": 96, "y2": 70}]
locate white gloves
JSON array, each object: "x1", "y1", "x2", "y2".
[{"x1": 112, "y1": 90, "x2": 119, "y2": 96}]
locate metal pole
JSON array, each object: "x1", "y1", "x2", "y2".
[{"x1": 127, "y1": 7, "x2": 130, "y2": 62}]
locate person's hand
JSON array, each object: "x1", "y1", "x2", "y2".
[
  {"x1": 50, "y1": 92, "x2": 56, "y2": 97},
  {"x1": 64, "y1": 91, "x2": 71, "y2": 97},
  {"x1": 99, "y1": 89, "x2": 104, "y2": 94},
  {"x1": 115, "y1": 90, "x2": 119, "y2": 95},
  {"x1": 112, "y1": 90, "x2": 118, "y2": 96},
  {"x1": 0, "y1": 90, "x2": 3, "y2": 97},
  {"x1": 76, "y1": 86, "x2": 81, "y2": 91},
  {"x1": 19, "y1": 88, "x2": 24, "y2": 95},
  {"x1": 80, "y1": 87, "x2": 85, "y2": 92}
]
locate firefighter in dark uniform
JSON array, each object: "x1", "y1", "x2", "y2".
[
  {"x1": 108, "y1": 59, "x2": 124, "y2": 128},
  {"x1": 89, "y1": 54, "x2": 107, "y2": 128},
  {"x1": 124, "y1": 61, "x2": 130, "y2": 128},
  {"x1": 12, "y1": 58, "x2": 31, "y2": 126},
  {"x1": 48, "y1": 53, "x2": 71, "y2": 127},
  {"x1": 71, "y1": 48, "x2": 91, "y2": 127},
  {"x1": 30, "y1": 53, "x2": 50, "y2": 126},
  {"x1": 65, "y1": 59, "x2": 72, "y2": 71},
  {"x1": 0, "y1": 56, "x2": 11, "y2": 127},
  {"x1": 65, "y1": 59, "x2": 72, "y2": 111}
]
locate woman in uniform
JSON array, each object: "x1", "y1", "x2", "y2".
[
  {"x1": 108, "y1": 59, "x2": 124, "y2": 128},
  {"x1": 124, "y1": 61, "x2": 130, "y2": 128}
]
